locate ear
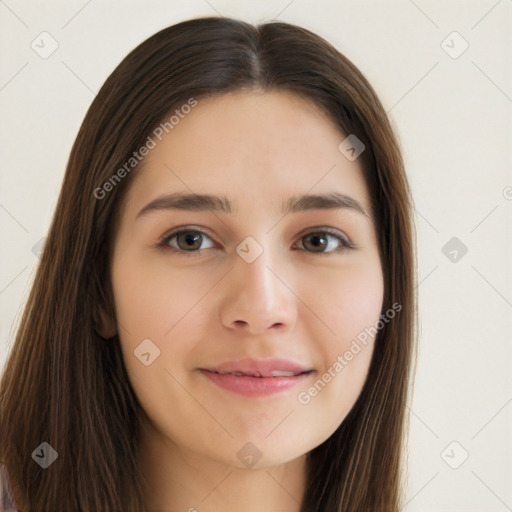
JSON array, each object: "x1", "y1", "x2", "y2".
[{"x1": 93, "y1": 305, "x2": 117, "y2": 339}]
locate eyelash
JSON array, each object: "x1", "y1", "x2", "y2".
[{"x1": 155, "y1": 226, "x2": 357, "y2": 258}]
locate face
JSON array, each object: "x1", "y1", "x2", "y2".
[{"x1": 109, "y1": 90, "x2": 384, "y2": 468}]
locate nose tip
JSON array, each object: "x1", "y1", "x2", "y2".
[{"x1": 219, "y1": 254, "x2": 296, "y2": 335}]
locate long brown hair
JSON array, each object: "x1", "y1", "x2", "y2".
[{"x1": 0, "y1": 16, "x2": 417, "y2": 511}]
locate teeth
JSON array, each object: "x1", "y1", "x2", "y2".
[
  {"x1": 228, "y1": 372, "x2": 262, "y2": 377},
  {"x1": 270, "y1": 370, "x2": 297, "y2": 377}
]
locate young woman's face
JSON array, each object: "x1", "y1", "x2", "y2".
[{"x1": 110, "y1": 90, "x2": 384, "y2": 468}]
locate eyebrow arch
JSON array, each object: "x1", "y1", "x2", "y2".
[{"x1": 135, "y1": 192, "x2": 370, "y2": 220}]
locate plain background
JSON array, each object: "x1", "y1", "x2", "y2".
[{"x1": 1, "y1": 1, "x2": 511, "y2": 510}]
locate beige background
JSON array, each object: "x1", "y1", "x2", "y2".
[{"x1": 1, "y1": 0, "x2": 511, "y2": 510}]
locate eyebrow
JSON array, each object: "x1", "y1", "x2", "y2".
[{"x1": 135, "y1": 192, "x2": 371, "y2": 220}]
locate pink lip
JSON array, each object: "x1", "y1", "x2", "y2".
[
  {"x1": 199, "y1": 358, "x2": 315, "y2": 397},
  {"x1": 202, "y1": 357, "x2": 312, "y2": 376},
  {"x1": 200, "y1": 371, "x2": 314, "y2": 396}
]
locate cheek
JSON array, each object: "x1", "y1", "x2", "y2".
[
  {"x1": 311, "y1": 252, "x2": 384, "y2": 347},
  {"x1": 110, "y1": 250, "x2": 214, "y2": 394},
  {"x1": 110, "y1": 253, "x2": 202, "y2": 434},
  {"x1": 111, "y1": 249, "x2": 209, "y2": 338},
  {"x1": 296, "y1": 255, "x2": 384, "y2": 429}
]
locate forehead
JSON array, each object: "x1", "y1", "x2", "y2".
[{"x1": 121, "y1": 90, "x2": 372, "y2": 220}]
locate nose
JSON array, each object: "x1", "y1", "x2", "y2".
[{"x1": 218, "y1": 246, "x2": 297, "y2": 335}]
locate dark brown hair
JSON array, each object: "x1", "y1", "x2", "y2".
[{"x1": 0, "y1": 16, "x2": 417, "y2": 511}]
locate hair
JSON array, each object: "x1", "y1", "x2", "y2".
[{"x1": 0, "y1": 15, "x2": 417, "y2": 512}]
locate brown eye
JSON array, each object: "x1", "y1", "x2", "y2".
[
  {"x1": 175, "y1": 231, "x2": 204, "y2": 251},
  {"x1": 303, "y1": 233, "x2": 328, "y2": 252},
  {"x1": 157, "y1": 229, "x2": 215, "y2": 256},
  {"x1": 156, "y1": 227, "x2": 354, "y2": 257},
  {"x1": 298, "y1": 230, "x2": 353, "y2": 254}
]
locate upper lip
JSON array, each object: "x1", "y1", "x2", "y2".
[{"x1": 200, "y1": 358, "x2": 314, "y2": 377}]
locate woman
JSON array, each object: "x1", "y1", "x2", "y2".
[{"x1": 0, "y1": 16, "x2": 417, "y2": 511}]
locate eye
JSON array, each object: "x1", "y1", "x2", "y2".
[
  {"x1": 294, "y1": 229, "x2": 355, "y2": 254},
  {"x1": 156, "y1": 226, "x2": 356, "y2": 257},
  {"x1": 156, "y1": 228, "x2": 215, "y2": 257}
]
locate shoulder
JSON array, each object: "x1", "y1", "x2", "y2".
[{"x1": 0, "y1": 462, "x2": 19, "y2": 512}]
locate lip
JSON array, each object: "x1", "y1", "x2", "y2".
[
  {"x1": 199, "y1": 358, "x2": 315, "y2": 397},
  {"x1": 201, "y1": 357, "x2": 313, "y2": 377}
]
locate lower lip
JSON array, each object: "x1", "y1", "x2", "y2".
[{"x1": 200, "y1": 370, "x2": 314, "y2": 397}]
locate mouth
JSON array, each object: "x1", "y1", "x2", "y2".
[
  {"x1": 202, "y1": 369, "x2": 312, "y2": 378},
  {"x1": 200, "y1": 369, "x2": 316, "y2": 397}
]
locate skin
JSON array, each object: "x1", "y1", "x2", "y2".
[{"x1": 106, "y1": 90, "x2": 384, "y2": 512}]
